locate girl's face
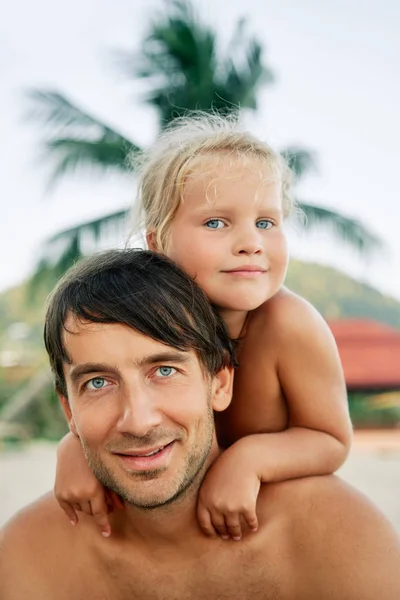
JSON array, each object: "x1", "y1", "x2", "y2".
[{"x1": 152, "y1": 156, "x2": 289, "y2": 314}]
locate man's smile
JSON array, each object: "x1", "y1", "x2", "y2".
[{"x1": 112, "y1": 441, "x2": 176, "y2": 472}]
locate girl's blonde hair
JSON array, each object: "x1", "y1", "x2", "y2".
[{"x1": 131, "y1": 112, "x2": 294, "y2": 252}]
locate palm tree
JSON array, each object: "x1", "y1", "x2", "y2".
[{"x1": 26, "y1": 0, "x2": 380, "y2": 288}]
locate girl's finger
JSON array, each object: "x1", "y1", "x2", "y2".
[
  {"x1": 80, "y1": 501, "x2": 93, "y2": 516},
  {"x1": 210, "y1": 513, "x2": 229, "y2": 539},
  {"x1": 59, "y1": 500, "x2": 79, "y2": 525},
  {"x1": 225, "y1": 513, "x2": 242, "y2": 541},
  {"x1": 243, "y1": 508, "x2": 258, "y2": 532},
  {"x1": 90, "y1": 497, "x2": 112, "y2": 538},
  {"x1": 197, "y1": 505, "x2": 218, "y2": 538}
]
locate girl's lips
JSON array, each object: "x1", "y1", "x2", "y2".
[
  {"x1": 223, "y1": 269, "x2": 266, "y2": 278},
  {"x1": 116, "y1": 441, "x2": 175, "y2": 472}
]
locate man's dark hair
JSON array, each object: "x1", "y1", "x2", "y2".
[{"x1": 44, "y1": 249, "x2": 236, "y2": 397}]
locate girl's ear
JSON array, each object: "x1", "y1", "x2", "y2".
[
  {"x1": 146, "y1": 230, "x2": 158, "y2": 251},
  {"x1": 211, "y1": 366, "x2": 234, "y2": 413}
]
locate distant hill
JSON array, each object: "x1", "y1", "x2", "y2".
[
  {"x1": 1, "y1": 259, "x2": 400, "y2": 344},
  {"x1": 286, "y1": 260, "x2": 400, "y2": 328}
]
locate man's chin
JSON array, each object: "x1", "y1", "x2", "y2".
[
  {"x1": 88, "y1": 465, "x2": 185, "y2": 510},
  {"x1": 108, "y1": 482, "x2": 189, "y2": 510},
  {"x1": 102, "y1": 461, "x2": 206, "y2": 510}
]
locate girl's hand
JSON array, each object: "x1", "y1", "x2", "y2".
[
  {"x1": 55, "y1": 433, "x2": 119, "y2": 537},
  {"x1": 197, "y1": 440, "x2": 261, "y2": 541}
]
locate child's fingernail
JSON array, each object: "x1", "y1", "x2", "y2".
[
  {"x1": 251, "y1": 527, "x2": 258, "y2": 532},
  {"x1": 70, "y1": 520, "x2": 76, "y2": 526},
  {"x1": 233, "y1": 536, "x2": 241, "y2": 541},
  {"x1": 102, "y1": 530, "x2": 110, "y2": 538},
  {"x1": 221, "y1": 535, "x2": 229, "y2": 540}
]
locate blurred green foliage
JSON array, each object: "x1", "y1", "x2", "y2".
[{"x1": 348, "y1": 393, "x2": 400, "y2": 428}]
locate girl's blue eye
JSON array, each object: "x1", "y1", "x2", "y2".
[
  {"x1": 87, "y1": 378, "x2": 107, "y2": 390},
  {"x1": 156, "y1": 366, "x2": 176, "y2": 377},
  {"x1": 256, "y1": 220, "x2": 273, "y2": 230},
  {"x1": 205, "y1": 219, "x2": 225, "y2": 229}
]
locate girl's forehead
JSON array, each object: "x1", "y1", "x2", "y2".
[
  {"x1": 185, "y1": 153, "x2": 274, "y2": 182},
  {"x1": 181, "y1": 154, "x2": 281, "y2": 204}
]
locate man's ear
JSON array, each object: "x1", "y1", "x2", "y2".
[
  {"x1": 146, "y1": 230, "x2": 158, "y2": 251},
  {"x1": 57, "y1": 390, "x2": 79, "y2": 437},
  {"x1": 211, "y1": 365, "x2": 234, "y2": 412}
]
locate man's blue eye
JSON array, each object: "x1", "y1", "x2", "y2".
[
  {"x1": 256, "y1": 220, "x2": 273, "y2": 229},
  {"x1": 205, "y1": 219, "x2": 224, "y2": 229},
  {"x1": 87, "y1": 378, "x2": 106, "y2": 389},
  {"x1": 156, "y1": 366, "x2": 176, "y2": 377}
]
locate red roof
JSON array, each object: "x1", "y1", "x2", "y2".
[{"x1": 328, "y1": 319, "x2": 400, "y2": 390}]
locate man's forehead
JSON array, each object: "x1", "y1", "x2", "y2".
[{"x1": 62, "y1": 313, "x2": 198, "y2": 370}]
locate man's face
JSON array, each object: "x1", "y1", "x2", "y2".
[{"x1": 59, "y1": 316, "x2": 232, "y2": 509}]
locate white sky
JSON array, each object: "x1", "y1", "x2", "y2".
[{"x1": 1, "y1": 0, "x2": 399, "y2": 299}]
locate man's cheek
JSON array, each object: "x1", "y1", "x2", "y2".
[{"x1": 75, "y1": 414, "x2": 109, "y2": 443}]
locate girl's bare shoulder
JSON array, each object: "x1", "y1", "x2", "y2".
[{"x1": 249, "y1": 287, "x2": 327, "y2": 338}]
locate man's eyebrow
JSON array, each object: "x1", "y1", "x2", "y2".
[
  {"x1": 136, "y1": 351, "x2": 191, "y2": 367},
  {"x1": 69, "y1": 363, "x2": 121, "y2": 384}
]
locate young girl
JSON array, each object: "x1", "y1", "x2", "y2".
[{"x1": 55, "y1": 113, "x2": 352, "y2": 541}]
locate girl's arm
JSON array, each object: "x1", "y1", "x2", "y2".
[
  {"x1": 252, "y1": 289, "x2": 353, "y2": 481},
  {"x1": 55, "y1": 432, "x2": 116, "y2": 537},
  {"x1": 198, "y1": 291, "x2": 353, "y2": 540}
]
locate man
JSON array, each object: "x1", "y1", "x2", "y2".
[{"x1": 1, "y1": 249, "x2": 400, "y2": 600}]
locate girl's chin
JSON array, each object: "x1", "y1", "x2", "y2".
[
  {"x1": 208, "y1": 291, "x2": 271, "y2": 314},
  {"x1": 215, "y1": 300, "x2": 266, "y2": 313}
]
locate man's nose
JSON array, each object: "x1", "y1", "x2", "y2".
[
  {"x1": 232, "y1": 226, "x2": 263, "y2": 255},
  {"x1": 116, "y1": 386, "x2": 162, "y2": 436}
]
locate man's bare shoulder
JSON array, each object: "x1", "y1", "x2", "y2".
[
  {"x1": 0, "y1": 492, "x2": 77, "y2": 597},
  {"x1": 259, "y1": 473, "x2": 390, "y2": 523},
  {"x1": 1, "y1": 491, "x2": 71, "y2": 546},
  {"x1": 257, "y1": 476, "x2": 400, "y2": 599}
]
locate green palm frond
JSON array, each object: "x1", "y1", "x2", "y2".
[
  {"x1": 118, "y1": 0, "x2": 273, "y2": 124},
  {"x1": 222, "y1": 34, "x2": 273, "y2": 111},
  {"x1": 26, "y1": 90, "x2": 115, "y2": 133},
  {"x1": 29, "y1": 209, "x2": 129, "y2": 292},
  {"x1": 298, "y1": 202, "x2": 382, "y2": 255},
  {"x1": 47, "y1": 208, "x2": 129, "y2": 246},
  {"x1": 282, "y1": 146, "x2": 317, "y2": 180},
  {"x1": 25, "y1": 90, "x2": 141, "y2": 182},
  {"x1": 45, "y1": 136, "x2": 134, "y2": 185}
]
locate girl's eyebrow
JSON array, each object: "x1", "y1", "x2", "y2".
[{"x1": 193, "y1": 205, "x2": 283, "y2": 216}]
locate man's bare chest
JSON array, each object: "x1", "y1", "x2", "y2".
[{"x1": 88, "y1": 545, "x2": 284, "y2": 600}]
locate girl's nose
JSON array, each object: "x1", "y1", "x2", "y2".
[{"x1": 232, "y1": 228, "x2": 263, "y2": 255}]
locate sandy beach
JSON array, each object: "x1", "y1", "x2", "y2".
[{"x1": 1, "y1": 430, "x2": 399, "y2": 529}]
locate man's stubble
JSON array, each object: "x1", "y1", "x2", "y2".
[{"x1": 80, "y1": 396, "x2": 215, "y2": 510}]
